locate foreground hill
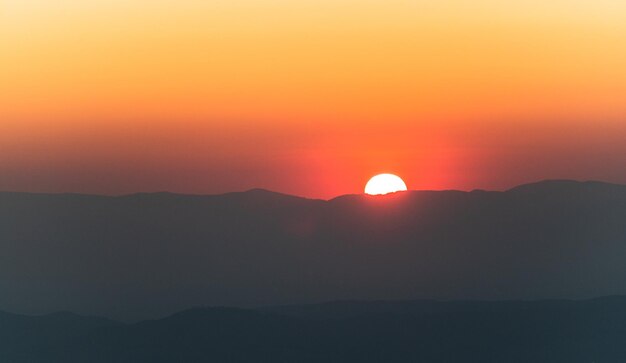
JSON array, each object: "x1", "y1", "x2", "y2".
[
  {"x1": 1, "y1": 298, "x2": 626, "y2": 363},
  {"x1": 1, "y1": 180, "x2": 625, "y2": 320}
]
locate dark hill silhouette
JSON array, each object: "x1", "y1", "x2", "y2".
[
  {"x1": 1, "y1": 180, "x2": 625, "y2": 321},
  {"x1": 2, "y1": 298, "x2": 626, "y2": 362}
]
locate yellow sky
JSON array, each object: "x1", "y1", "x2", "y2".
[{"x1": 2, "y1": 0, "x2": 626, "y2": 126}]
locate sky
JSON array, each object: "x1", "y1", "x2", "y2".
[{"x1": 1, "y1": 0, "x2": 626, "y2": 198}]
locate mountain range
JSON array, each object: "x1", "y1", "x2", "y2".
[
  {"x1": 1, "y1": 180, "x2": 625, "y2": 321},
  {"x1": 2, "y1": 297, "x2": 626, "y2": 362}
]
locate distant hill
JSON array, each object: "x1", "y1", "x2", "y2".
[
  {"x1": 1, "y1": 180, "x2": 625, "y2": 320},
  {"x1": 2, "y1": 298, "x2": 626, "y2": 362}
]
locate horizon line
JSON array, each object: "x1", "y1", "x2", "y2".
[{"x1": 0, "y1": 179, "x2": 623, "y2": 201}]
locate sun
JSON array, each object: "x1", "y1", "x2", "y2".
[{"x1": 364, "y1": 174, "x2": 408, "y2": 195}]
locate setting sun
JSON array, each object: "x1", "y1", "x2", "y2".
[{"x1": 364, "y1": 174, "x2": 408, "y2": 195}]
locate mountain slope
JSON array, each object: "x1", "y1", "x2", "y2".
[
  {"x1": 0, "y1": 180, "x2": 625, "y2": 320},
  {"x1": 2, "y1": 298, "x2": 626, "y2": 363}
]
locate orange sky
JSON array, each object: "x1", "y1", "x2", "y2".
[{"x1": 1, "y1": 0, "x2": 626, "y2": 198}]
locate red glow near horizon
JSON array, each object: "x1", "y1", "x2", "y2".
[{"x1": 0, "y1": 118, "x2": 625, "y2": 199}]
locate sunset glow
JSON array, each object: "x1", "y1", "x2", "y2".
[{"x1": 1, "y1": 0, "x2": 626, "y2": 198}]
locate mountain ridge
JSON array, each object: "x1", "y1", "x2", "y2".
[
  {"x1": 2, "y1": 297, "x2": 626, "y2": 362},
  {"x1": 0, "y1": 179, "x2": 623, "y2": 200},
  {"x1": 1, "y1": 179, "x2": 625, "y2": 321}
]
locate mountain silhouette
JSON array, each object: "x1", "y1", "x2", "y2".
[
  {"x1": 2, "y1": 297, "x2": 626, "y2": 362},
  {"x1": 1, "y1": 180, "x2": 625, "y2": 321}
]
